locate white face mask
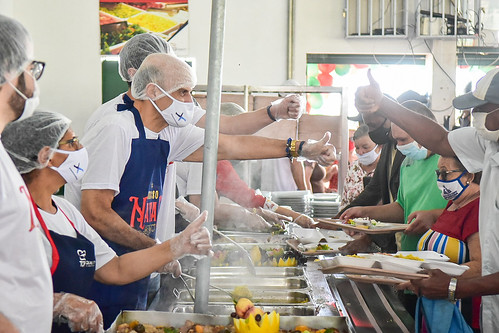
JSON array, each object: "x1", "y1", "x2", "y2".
[
  {"x1": 148, "y1": 84, "x2": 194, "y2": 127},
  {"x1": 396, "y1": 141, "x2": 428, "y2": 160},
  {"x1": 8, "y1": 75, "x2": 40, "y2": 122},
  {"x1": 472, "y1": 112, "x2": 499, "y2": 142},
  {"x1": 437, "y1": 171, "x2": 468, "y2": 201},
  {"x1": 357, "y1": 145, "x2": 379, "y2": 166},
  {"x1": 50, "y1": 148, "x2": 89, "y2": 183}
]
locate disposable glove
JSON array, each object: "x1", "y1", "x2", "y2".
[
  {"x1": 270, "y1": 94, "x2": 304, "y2": 120},
  {"x1": 293, "y1": 214, "x2": 317, "y2": 228},
  {"x1": 53, "y1": 293, "x2": 103, "y2": 333},
  {"x1": 354, "y1": 69, "x2": 384, "y2": 114},
  {"x1": 170, "y1": 211, "x2": 212, "y2": 259},
  {"x1": 245, "y1": 211, "x2": 273, "y2": 232},
  {"x1": 175, "y1": 196, "x2": 200, "y2": 222},
  {"x1": 300, "y1": 132, "x2": 337, "y2": 167},
  {"x1": 254, "y1": 207, "x2": 291, "y2": 227},
  {"x1": 156, "y1": 259, "x2": 182, "y2": 278}
]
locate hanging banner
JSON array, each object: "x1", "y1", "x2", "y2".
[{"x1": 99, "y1": 1, "x2": 188, "y2": 56}]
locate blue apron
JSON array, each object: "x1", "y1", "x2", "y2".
[
  {"x1": 33, "y1": 200, "x2": 97, "y2": 333},
  {"x1": 87, "y1": 98, "x2": 170, "y2": 329}
]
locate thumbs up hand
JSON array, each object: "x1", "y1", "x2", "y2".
[
  {"x1": 355, "y1": 69, "x2": 383, "y2": 114},
  {"x1": 301, "y1": 132, "x2": 337, "y2": 167}
]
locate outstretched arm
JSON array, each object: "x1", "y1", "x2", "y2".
[{"x1": 355, "y1": 70, "x2": 456, "y2": 157}]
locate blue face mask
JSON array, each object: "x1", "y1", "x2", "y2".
[
  {"x1": 437, "y1": 171, "x2": 469, "y2": 201},
  {"x1": 396, "y1": 141, "x2": 428, "y2": 160}
]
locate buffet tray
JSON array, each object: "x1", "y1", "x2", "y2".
[
  {"x1": 320, "y1": 264, "x2": 428, "y2": 280},
  {"x1": 172, "y1": 304, "x2": 316, "y2": 316},
  {"x1": 175, "y1": 289, "x2": 312, "y2": 305},
  {"x1": 317, "y1": 218, "x2": 408, "y2": 234},
  {"x1": 106, "y1": 311, "x2": 350, "y2": 332},
  {"x1": 182, "y1": 275, "x2": 309, "y2": 290},
  {"x1": 188, "y1": 266, "x2": 304, "y2": 277}
]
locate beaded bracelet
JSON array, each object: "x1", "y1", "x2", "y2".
[
  {"x1": 267, "y1": 105, "x2": 277, "y2": 122},
  {"x1": 285, "y1": 138, "x2": 292, "y2": 159},
  {"x1": 286, "y1": 138, "x2": 305, "y2": 159}
]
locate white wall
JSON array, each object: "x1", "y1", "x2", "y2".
[{"x1": 5, "y1": 0, "x2": 102, "y2": 136}]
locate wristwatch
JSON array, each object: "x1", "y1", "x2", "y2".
[{"x1": 448, "y1": 277, "x2": 458, "y2": 302}]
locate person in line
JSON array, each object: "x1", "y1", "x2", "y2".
[
  {"x1": 340, "y1": 124, "x2": 382, "y2": 209},
  {"x1": 2, "y1": 110, "x2": 212, "y2": 333},
  {"x1": 354, "y1": 68, "x2": 499, "y2": 333},
  {"x1": 340, "y1": 100, "x2": 448, "y2": 252},
  {"x1": 0, "y1": 14, "x2": 53, "y2": 332},
  {"x1": 65, "y1": 53, "x2": 336, "y2": 327},
  {"x1": 400, "y1": 155, "x2": 481, "y2": 331}
]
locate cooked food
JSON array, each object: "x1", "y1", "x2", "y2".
[
  {"x1": 394, "y1": 253, "x2": 424, "y2": 261},
  {"x1": 128, "y1": 13, "x2": 177, "y2": 33},
  {"x1": 211, "y1": 246, "x2": 298, "y2": 267},
  {"x1": 100, "y1": 3, "x2": 141, "y2": 18}
]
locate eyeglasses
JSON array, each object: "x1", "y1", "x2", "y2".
[
  {"x1": 435, "y1": 169, "x2": 464, "y2": 181},
  {"x1": 28, "y1": 60, "x2": 45, "y2": 80},
  {"x1": 58, "y1": 136, "x2": 79, "y2": 148}
]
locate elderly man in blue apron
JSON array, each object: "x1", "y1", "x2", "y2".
[{"x1": 66, "y1": 53, "x2": 336, "y2": 328}]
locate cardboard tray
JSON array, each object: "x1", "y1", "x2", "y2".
[
  {"x1": 319, "y1": 264, "x2": 429, "y2": 280},
  {"x1": 317, "y1": 218, "x2": 408, "y2": 234}
]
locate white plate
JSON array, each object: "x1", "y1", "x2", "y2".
[
  {"x1": 421, "y1": 261, "x2": 469, "y2": 277},
  {"x1": 271, "y1": 190, "x2": 311, "y2": 199},
  {"x1": 379, "y1": 261, "x2": 423, "y2": 274},
  {"x1": 395, "y1": 251, "x2": 450, "y2": 262},
  {"x1": 292, "y1": 228, "x2": 326, "y2": 244},
  {"x1": 318, "y1": 256, "x2": 376, "y2": 269}
]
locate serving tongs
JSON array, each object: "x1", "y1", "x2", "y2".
[{"x1": 212, "y1": 228, "x2": 257, "y2": 276}]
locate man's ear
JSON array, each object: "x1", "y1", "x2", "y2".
[
  {"x1": 146, "y1": 83, "x2": 161, "y2": 100},
  {"x1": 38, "y1": 146, "x2": 54, "y2": 167}
]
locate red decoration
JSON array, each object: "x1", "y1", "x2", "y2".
[
  {"x1": 317, "y1": 73, "x2": 333, "y2": 86},
  {"x1": 306, "y1": 102, "x2": 311, "y2": 114},
  {"x1": 318, "y1": 64, "x2": 336, "y2": 74},
  {"x1": 353, "y1": 64, "x2": 369, "y2": 69}
]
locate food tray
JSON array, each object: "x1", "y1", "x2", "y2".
[
  {"x1": 182, "y1": 275, "x2": 308, "y2": 290},
  {"x1": 106, "y1": 311, "x2": 350, "y2": 333},
  {"x1": 287, "y1": 239, "x2": 345, "y2": 256},
  {"x1": 317, "y1": 218, "x2": 408, "y2": 234},
  {"x1": 172, "y1": 304, "x2": 316, "y2": 316},
  {"x1": 345, "y1": 274, "x2": 408, "y2": 285},
  {"x1": 175, "y1": 289, "x2": 311, "y2": 305},
  {"x1": 189, "y1": 266, "x2": 304, "y2": 277},
  {"x1": 320, "y1": 264, "x2": 429, "y2": 280}
]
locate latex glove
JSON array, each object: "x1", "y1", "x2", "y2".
[
  {"x1": 156, "y1": 259, "x2": 182, "y2": 278},
  {"x1": 53, "y1": 293, "x2": 103, "y2": 333},
  {"x1": 254, "y1": 207, "x2": 291, "y2": 227},
  {"x1": 175, "y1": 196, "x2": 200, "y2": 222},
  {"x1": 293, "y1": 214, "x2": 317, "y2": 228},
  {"x1": 300, "y1": 132, "x2": 337, "y2": 167},
  {"x1": 270, "y1": 94, "x2": 304, "y2": 120},
  {"x1": 263, "y1": 198, "x2": 279, "y2": 212},
  {"x1": 170, "y1": 211, "x2": 212, "y2": 259},
  {"x1": 245, "y1": 211, "x2": 273, "y2": 232},
  {"x1": 405, "y1": 209, "x2": 441, "y2": 235},
  {"x1": 354, "y1": 69, "x2": 384, "y2": 114}
]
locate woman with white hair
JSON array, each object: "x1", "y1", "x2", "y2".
[{"x1": 1, "y1": 111, "x2": 212, "y2": 333}]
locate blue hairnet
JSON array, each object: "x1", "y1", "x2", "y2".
[
  {"x1": 118, "y1": 33, "x2": 174, "y2": 82},
  {"x1": 0, "y1": 15, "x2": 32, "y2": 85},
  {"x1": 2, "y1": 110, "x2": 71, "y2": 174}
]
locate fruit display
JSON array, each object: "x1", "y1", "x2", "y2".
[{"x1": 211, "y1": 245, "x2": 298, "y2": 267}]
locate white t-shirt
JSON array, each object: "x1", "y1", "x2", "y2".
[
  {"x1": 175, "y1": 161, "x2": 203, "y2": 197},
  {"x1": 83, "y1": 94, "x2": 124, "y2": 134},
  {"x1": 260, "y1": 157, "x2": 298, "y2": 192},
  {"x1": 0, "y1": 142, "x2": 53, "y2": 333},
  {"x1": 448, "y1": 127, "x2": 499, "y2": 333},
  {"x1": 40, "y1": 196, "x2": 116, "y2": 271},
  {"x1": 65, "y1": 110, "x2": 205, "y2": 210}
]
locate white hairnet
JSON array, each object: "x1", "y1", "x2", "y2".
[
  {"x1": 118, "y1": 33, "x2": 174, "y2": 82},
  {"x1": 0, "y1": 15, "x2": 33, "y2": 85},
  {"x1": 1, "y1": 110, "x2": 71, "y2": 174},
  {"x1": 131, "y1": 53, "x2": 196, "y2": 100}
]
